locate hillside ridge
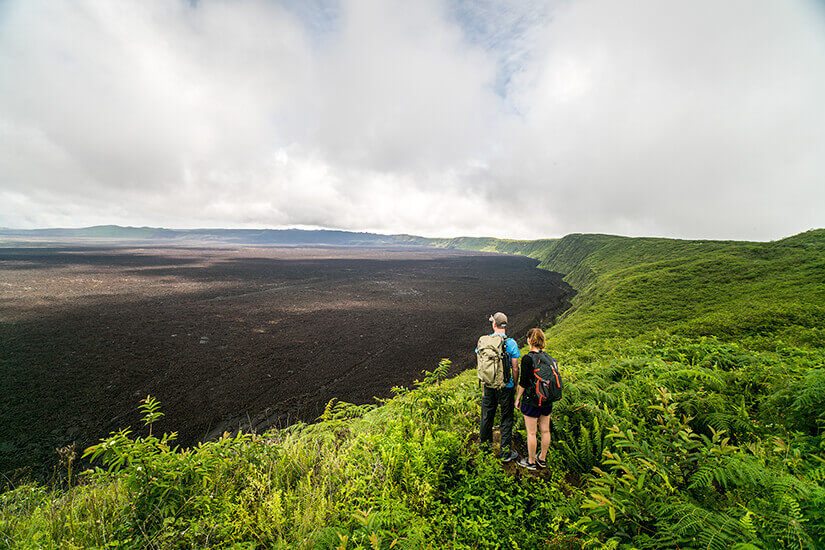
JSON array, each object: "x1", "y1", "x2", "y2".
[{"x1": 0, "y1": 225, "x2": 404, "y2": 246}]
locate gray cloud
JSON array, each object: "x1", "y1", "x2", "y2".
[{"x1": 1, "y1": 0, "x2": 824, "y2": 240}]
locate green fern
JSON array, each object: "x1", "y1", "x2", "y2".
[
  {"x1": 319, "y1": 399, "x2": 377, "y2": 422},
  {"x1": 688, "y1": 454, "x2": 765, "y2": 491},
  {"x1": 666, "y1": 502, "x2": 752, "y2": 550},
  {"x1": 656, "y1": 367, "x2": 725, "y2": 392},
  {"x1": 555, "y1": 413, "x2": 607, "y2": 474}
]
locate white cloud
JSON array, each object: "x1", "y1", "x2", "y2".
[
  {"x1": 311, "y1": 0, "x2": 499, "y2": 173},
  {"x1": 494, "y1": 0, "x2": 825, "y2": 239},
  {"x1": 1, "y1": 0, "x2": 824, "y2": 240}
]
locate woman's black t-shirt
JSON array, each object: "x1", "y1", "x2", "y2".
[{"x1": 519, "y1": 353, "x2": 540, "y2": 406}]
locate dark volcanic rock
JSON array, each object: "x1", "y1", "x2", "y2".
[{"x1": 0, "y1": 244, "x2": 572, "y2": 481}]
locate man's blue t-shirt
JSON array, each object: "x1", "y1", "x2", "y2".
[{"x1": 477, "y1": 333, "x2": 521, "y2": 388}]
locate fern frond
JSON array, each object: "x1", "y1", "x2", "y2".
[
  {"x1": 666, "y1": 502, "x2": 749, "y2": 550},
  {"x1": 657, "y1": 367, "x2": 725, "y2": 392}
]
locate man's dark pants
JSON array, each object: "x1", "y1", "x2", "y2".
[{"x1": 480, "y1": 385, "x2": 515, "y2": 451}]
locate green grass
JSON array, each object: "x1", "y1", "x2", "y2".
[
  {"x1": 413, "y1": 230, "x2": 825, "y2": 351},
  {"x1": 2, "y1": 230, "x2": 824, "y2": 549}
]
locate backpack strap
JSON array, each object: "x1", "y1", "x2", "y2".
[{"x1": 499, "y1": 334, "x2": 510, "y2": 383}]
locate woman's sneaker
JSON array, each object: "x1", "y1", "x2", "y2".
[
  {"x1": 517, "y1": 457, "x2": 537, "y2": 471},
  {"x1": 536, "y1": 457, "x2": 547, "y2": 468}
]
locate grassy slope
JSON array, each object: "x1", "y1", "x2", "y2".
[
  {"x1": 2, "y1": 230, "x2": 825, "y2": 549},
  {"x1": 405, "y1": 230, "x2": 825, "y2": 350}
]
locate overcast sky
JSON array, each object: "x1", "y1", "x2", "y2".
[{"x1": 1, "y1": 0, "x2": 824, "y2": 240}]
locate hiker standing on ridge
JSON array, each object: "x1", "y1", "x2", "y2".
[
  {"x1": 515, "y1": 328, "x2": 556, "y2": 470},
  {"x1": 477, "y1": 312, "x2": 520, "y2": 462}
]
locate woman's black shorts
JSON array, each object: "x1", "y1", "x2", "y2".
[{"x1": 520, "y1": 401, "x2": 553, "y2": 418}]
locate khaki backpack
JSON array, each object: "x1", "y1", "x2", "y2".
[{"x1": 477, "y1": 334, "x2": 509, "y2": 389}]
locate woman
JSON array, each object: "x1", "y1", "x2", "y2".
[{"x1": 514, "y1": 328, "x2": 553, "y2": 470}]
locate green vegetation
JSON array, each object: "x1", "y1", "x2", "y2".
[
  {"x1": 401, "y1": 230, "x2": 825, "y2": 351},
  {"x1": 3, "y1": 230, "x2": 825, "y2": 549}
]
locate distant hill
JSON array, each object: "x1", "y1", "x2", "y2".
[
  {"x1": 0, "y1": 225, "x2": 409, "y2": 247},
  {"x1": 414, "y1": 228, "x2": 825, "y2": 350}
]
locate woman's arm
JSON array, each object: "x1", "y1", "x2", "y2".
[{"x1": 516, "y1": 354, "x2": 532, "y2": 408}]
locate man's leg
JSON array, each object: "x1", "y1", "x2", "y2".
[
  {"x1": 480, "y1": 386, "x2": 496, "y2": 449},
  {"x1": 499, "y1": 386, "x2": 516, "y2": 459}
]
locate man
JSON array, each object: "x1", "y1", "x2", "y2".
[{"x1": 478, "y1": 312, "x2": 520, "y2": 462}]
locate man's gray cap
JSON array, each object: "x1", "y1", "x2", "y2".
[{"x1": 489, "y1": 312, "x2": 508, "y2": 327}]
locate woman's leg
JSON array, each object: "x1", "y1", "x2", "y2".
[
  {"x1": 538, "y1": 414, "x2": 552, "y2": 461},
  {"x1": 524, "y1": 414, "x2": 538, "y2": 463}
]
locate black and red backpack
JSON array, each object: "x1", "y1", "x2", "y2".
[{"x1": 530, "y1": 351, "x2": 563, "y2": 405}]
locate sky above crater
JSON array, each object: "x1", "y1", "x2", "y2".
[{"x1": 1, "y1": 0, "x2": 824, "y2": 241}]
